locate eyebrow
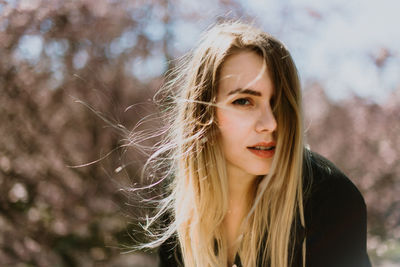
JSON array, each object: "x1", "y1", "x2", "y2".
[{"x1": 227, "y1": 88, "x2": 262, "y2": 96}]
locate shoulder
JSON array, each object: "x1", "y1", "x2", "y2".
[
  {"x1": 158, "y1": 234, "x2": 183, "y2": 267},
  {"x1": 303, "y1": 150, "x2": 371, "y2": 267},
  {"x1": 304, "y1": 150, "x2": 365, "y2": 206},
  {"x1": 303, "y1": 150, "x2": 367, "y2": 224}
]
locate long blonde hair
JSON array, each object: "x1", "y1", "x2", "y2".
[{"x1": 135, "y1": 21, "x2": 306, "y2": 267}]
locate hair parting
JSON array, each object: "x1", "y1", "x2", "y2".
[{"x1": 132, "y1": 20, "x2": 308, "y2": 267}]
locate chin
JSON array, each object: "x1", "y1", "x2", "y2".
[{"x1": 246, "y1": 166, "x2": 271, "y2": 176}]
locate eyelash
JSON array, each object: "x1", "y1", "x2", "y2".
[
  {"x1": 232, "y1": 98, "x2": 252, "y2": 106},
  {"x1": 231, "y1": 97, "x2": 277, "y2": 109}
]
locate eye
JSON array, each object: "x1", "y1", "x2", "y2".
[{"x1": 232, "y1": 98, "x2": 251, "y2": 106}]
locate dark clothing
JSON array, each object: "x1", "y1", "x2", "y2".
[{"x1": 158, "y1": 152, "x2": 372, "y2": 266}]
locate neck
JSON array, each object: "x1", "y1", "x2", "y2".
[
  {"x1": 226, "y1": 167, "x2": 259, "y2": 213},
  {"x1": 223, "y1": 167, "x2": 261, "y2": 264}
]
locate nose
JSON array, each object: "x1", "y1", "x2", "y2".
[{"x1": 255, "y1": 105, "x2": 277, "y2": 133}]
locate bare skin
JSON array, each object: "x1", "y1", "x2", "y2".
[
  {"x1": 223, "y1": 171, "x2": 259, "y2": 266},
  {"x1": 216, "y1": 51, "x2": 276, "y2": 266}
]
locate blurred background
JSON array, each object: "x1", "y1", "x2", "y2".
[{"x1": 0, "y1": 0, "x2": 399, "y2": 266}]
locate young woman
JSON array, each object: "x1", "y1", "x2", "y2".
[{"x1": 136, "y1": 21, "x2": 371, "y2": 267}]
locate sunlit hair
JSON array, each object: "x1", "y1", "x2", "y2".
[{"x1": 135, "y1": 21, "x2": 307, "y2": 267}]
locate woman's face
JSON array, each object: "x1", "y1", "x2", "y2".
[{"x1": 216, "y1": 51, "x2": 277, "y2": 177}]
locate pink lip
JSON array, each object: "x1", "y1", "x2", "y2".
[
  {"x1": 247, "y1": 141, "x2": 276, "y2": 159},
  {"x1": 250, "y1": 141, "x2": 276, "y2": 147}
]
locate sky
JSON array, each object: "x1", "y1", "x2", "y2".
[
  {"x1": 258, "y1": 0, "x2": 400, "y2": 103},
  {"x1": 8, "y1": 0, "x2": 400, "y2": 104},
  {"x1": 171, "y1": 0, "x2": 400, "y2": 103}
]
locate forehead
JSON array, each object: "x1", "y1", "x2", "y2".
[{"x1": 218, "y1": 51, "x2": 273, "y2": 95}]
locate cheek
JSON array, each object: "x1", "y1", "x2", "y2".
[
  {"x1": 216, "y1": 108, "x2": 252, "y2": 142},
  {"x1": 217, "y1": 108, "x2": 250, "y2": 131}
]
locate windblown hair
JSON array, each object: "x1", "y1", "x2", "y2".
[{"x1": 136, "y1": 21, "x2": 306, "y2": 267}]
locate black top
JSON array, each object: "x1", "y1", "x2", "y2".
[{"x1": 158, "y1": 152, "x2": 372, "y2": 267}]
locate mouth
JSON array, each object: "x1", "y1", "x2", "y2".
[
  {"x1": 248, "y1": 146, "x2": 275, "y2": 151},
  {"x1": 247, "y1": 142, "x2": 276, "y2": 158}
]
